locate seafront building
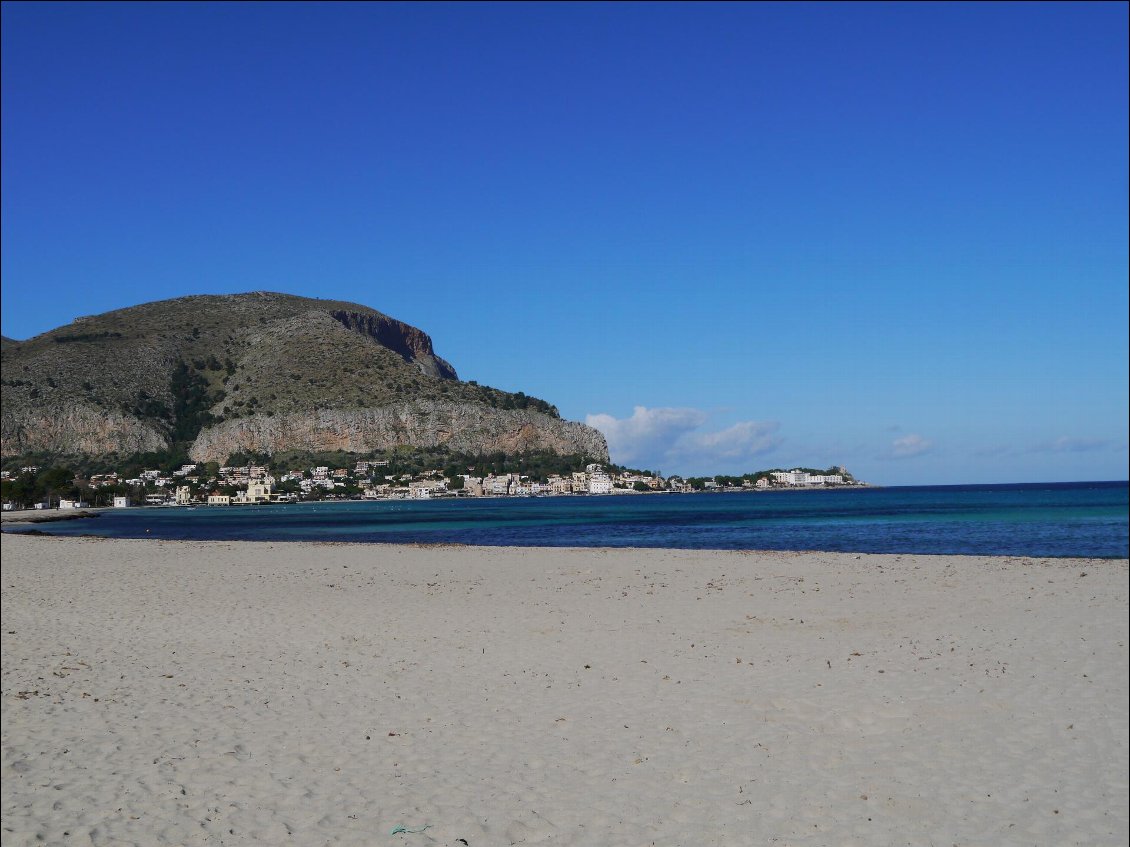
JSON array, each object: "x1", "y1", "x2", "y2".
[
  {"x1": 586, "y1": 464, "x2": 614, "y2": 494},
  {"x1": 408, "y1": 479, "x2": 447, "y2": 499},
  {"x1": 232, "y1": 478, "x2": 274, "y2": 505},
  {"x1": 548, "y1": 475, "x2": 574, "y2": 495},
  {"x1": 770, "y1": 470, "x2": 845, "y2": 486}
]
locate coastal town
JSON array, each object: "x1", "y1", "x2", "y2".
[{"x1": 1, "y1": 461, "x2": 863, "y2": 510}]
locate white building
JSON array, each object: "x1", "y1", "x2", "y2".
[
  {"x1": 769, "y1": 470, "x2": 845, "y2": 486},
  {"x1": 586, "y1": 464, "x2": 613, "y2": 495},
  {"x1": 113, "y1": 495, "x2": 131, "y2": 508},
  {"x1": 806, "y1": 474, "x2": 844, "y2": 485},
  {"x1": 408, "y1": 480, "x2": 447, "y2": 499}
]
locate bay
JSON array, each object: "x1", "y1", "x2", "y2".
[{"x1": 16, "y1": 481, "x2": 1128, "y2": 558}]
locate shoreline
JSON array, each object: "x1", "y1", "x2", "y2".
[
  {"x1": 0, "y1": 507, "x2": 104, "y2": 524},
  {"x1": 3, "y1": 534, "x2": 1127, "y2": 845},
  {"x1": 2, "y1": 529, "x2": 1128, "y2": 561},
  {"x1": 0, "y1": 482, "x2": 879, "y2": 517}
]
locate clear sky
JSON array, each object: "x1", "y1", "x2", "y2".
[{"x1": 2, "y1": 2, "x2": 1127, "y2": 484}]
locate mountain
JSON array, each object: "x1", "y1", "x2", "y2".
[{"x1": 1, "y1": 292, "x2": 608, "y2": 464}]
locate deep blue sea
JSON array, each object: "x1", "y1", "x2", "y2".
[{"x1": 11, "y1": 481, "x2": 1128, "y2": 558}]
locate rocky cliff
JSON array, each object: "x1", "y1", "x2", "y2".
[
  {"x1": 329, "y1": 309, "x2": 457, "y2": 380},
  {"x1": 1, "y1": 292, "x2": 608, "y2": 464},
  {"x1": 188, "y1": 402, "x2": 608, "y2": 464},
  {"x1": 3, "y1": 403, "x2": 168, "y2": 457}
]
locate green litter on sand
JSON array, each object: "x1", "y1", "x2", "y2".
[{"x1": 390, "y1": 824, "x2": 431, "y2": 835}]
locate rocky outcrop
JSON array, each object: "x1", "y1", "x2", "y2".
[
  {"x1": 1, "y1": 403, "x2": 168, "y2": 457},
  {"x1": 330, "y1": 310, "x2": 458, "y2": 379},
  {"x1": 189, "y1": 402, "x2": 609, "y2": 464}
]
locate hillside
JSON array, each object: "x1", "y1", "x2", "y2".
[{"x1": 1, "y1": 292, "x2": 608, "y2": 464}]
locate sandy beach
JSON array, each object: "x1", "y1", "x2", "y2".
[{"x1": 2, "y1": 533, "x2": 1126, "y2": 846}]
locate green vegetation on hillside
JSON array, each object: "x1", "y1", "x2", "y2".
[
  {"x1": 169, "y1": 361, "x2": 216, "y2": 441},
  {"x1": 224, "y1": 446, "x2": 600, "y2": 483},
  {"x1": 684, "y1": 466, "x2": 853, "y2": 490},
  {"x1": 53, "y1": 331, "x2": 123, "y2": 344}
]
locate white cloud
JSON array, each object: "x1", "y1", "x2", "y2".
[
  {"x1": 585, "y1": 406, "x2": 706, "y2": 465},
  {"x1": 972, "y1": 444, "x2": 1012, "y2": 458},
  {"x1": 888, "y1": 433, "x2": 933, "y2": 459},
  {"x1": 1028, "y1": 436, "x2": 1108, "y2": 454},
  {"x1": 586, "y1": 406, "x2": 781, "y2": 472},
  {"x1": 674, "y1": 420, "x2": 782, "y2": 461}
]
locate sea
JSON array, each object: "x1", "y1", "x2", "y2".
[{"x1": 12, "y1": 481, "x2": 1128, "y2": 558}]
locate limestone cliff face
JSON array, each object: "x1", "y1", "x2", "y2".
[
  {"x1": 329, "y1": 310, "x2": 457, "y2": 379},
  {"x1": 1, "y1": 403, "x2": 167, "y2": 457},
  {"x1": 188, "y1": 402, "x2": 609, "y2": 464}
]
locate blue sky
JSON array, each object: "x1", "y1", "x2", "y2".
[{"x1": 2, "y1": 2, "x2": 1127, "y2": 484}]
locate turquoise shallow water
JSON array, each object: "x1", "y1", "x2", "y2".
[{"x1": 14, "y1": 481, "x2": 1128, "y2": 558}]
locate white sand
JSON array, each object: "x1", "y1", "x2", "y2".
[{"x1": 2, "y1": 533, "x2": 1127, "y2": 846}]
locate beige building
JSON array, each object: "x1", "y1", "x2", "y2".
[
  {"x1": 548, "y1": 476, "x2": 573, "y2": 495},
  {"x1": 484, "y1": 475, "x2": 513, "y2": 496},
  {"x1": 233, "y1": 479, "x2": 273, "y2": 505}
]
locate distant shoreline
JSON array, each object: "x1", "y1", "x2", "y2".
[{"x1": 0, "y1": 507, "x2": 103, "y2": 524}]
